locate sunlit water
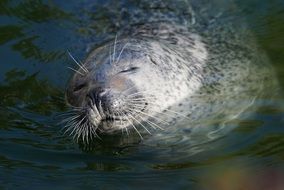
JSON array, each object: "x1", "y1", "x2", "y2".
[{"x1": 1, "y1": 0, "x2": 284, "y2": 189}]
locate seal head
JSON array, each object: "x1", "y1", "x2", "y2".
[
  {"x1": 65, "y1": 25, "x2": 209, "y2": 140},
  {"x1": 64, "y1": 1, "x2": 277, "y2": 143}
]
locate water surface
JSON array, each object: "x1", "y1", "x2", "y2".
[{"x1": 1, "y1": 0, "x2": 284, "y2": 189}]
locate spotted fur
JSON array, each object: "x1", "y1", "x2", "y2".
[{"x1": 64, "y1": 0, "x2": 277, "y2": 143}]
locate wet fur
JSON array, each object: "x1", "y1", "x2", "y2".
[{"x1": 64, "y1": 3, "x2": 277, "y2": 144}]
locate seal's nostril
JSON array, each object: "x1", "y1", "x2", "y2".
[
  {"x1": 89, "y1": 87, "x2": 107, "y2": 98},
  {"x1": 88, "y1": 87, "x2": 111, "y2": 107},
  {"x1": 93, "y1": 89, "x2": 125, "y2": 115},
  {"x1": 98, "y1": 89, "x2": 108, "y2": 98}
]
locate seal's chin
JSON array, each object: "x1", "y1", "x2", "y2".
[
  {"x1": 87, "y1": 106, "x2": 131, "y2": 134},
  {"x1": 86, "y1": 98, "x2": 149, "y2": 134},
  {"x1": 99, "y1": 119, "x2": 129, "y2": 133}
]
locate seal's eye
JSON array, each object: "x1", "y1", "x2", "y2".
[
  {"x1": 119, "y1": 67, "x2": 139, "y2": 73},
  {"x1": 73, "y1": 83, "x2": 87, "y2": 92}
]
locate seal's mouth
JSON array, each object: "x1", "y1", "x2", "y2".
[
  {"x1": 62, "y1": 93, "x2": 153, "y2": 143},
  {"x1": 101, "y1": 116, "x2": 127, "y2": 122},
  {"x1": 99, "y1": 102, "x2": 147, "y2": 123},
  {"x1": 86, "y1": 101, "x2": 148, "y2": 133}
]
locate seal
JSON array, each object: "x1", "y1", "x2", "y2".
[{"x1": 64, "y1": 1, "x2": 277, "y2": 143}]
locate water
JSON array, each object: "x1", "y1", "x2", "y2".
[{"x1": 1, "y1": 0, "x2": 284, "y2": 189}]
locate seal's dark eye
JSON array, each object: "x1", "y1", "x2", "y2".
[
  {"x1": 73, "y1": 83, "x2": 87, "y2": 92},
  {"x1": 119, "y1": 67, "x2": 139, "y2": 73}
]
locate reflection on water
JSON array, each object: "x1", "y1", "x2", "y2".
[{"x1": 0, "y1": 0, "x2": 284, "y2": 189}]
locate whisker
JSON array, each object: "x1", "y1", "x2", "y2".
[
  {"x1": 78, "y1": 125, "x2": 85, "y2": 143},
  {"x1": 75, "y1": 124, "x2": 82, "y2": 142},
  {"x1": 113, "y1": 109, "x2": 123, "y2": 133},
  {"x1": 63, "y1": 120, "x2": 76, "y2": 135},
  {"x1": 120, "y1": 85, "x2": 137, "y2": 94},
  {"x1": 116, "y1": 42, "x2": 129, "y2": 63},
  {"x1": 127, "y1": 97, "x2": 157, "y2": 101},
  {"x1": 67, "y1": 67, "x2": 84, "y2": 76},
  {"x1": 129, "y1": 101, "x2": 191, "y2": 120},
  {"x1": 124, "y1": 115, "x2": 143, "y2": 139},
  {"x1": 136, "y1": 114, "x2": 164, "y2": 131},
  {"x1": 125, "y1": 126, "x2": 129, "y2": 136},
  {"x1": 126, "y1": 91, "x2": 155, "y2": 98},
  {"x1": 126, "y1": 107, "x2": 169, "y2": 126},
  {"x1": 60, "y1": 114, "x2": 81, "y2": 125},
  {"x1": 119, "y1": 111, "x2": 130, "y2": 136},
  {"x1": 69, "y1": 116, "x2": 86, "y2": 136},
  {"x1": 60, "y1": 107, "x2": 101, "y2": 142},
  {"x1": 146, "y1": 102, "x2": 191, "y2": 120},
  {"x1": 90, "y1": 122, "x2": 101, "y2": 140},
  {"x1": 62, "y1": 120, "x2": 77, "y2": 134},
  {"x1": 59, "y1": 116, "x2": 80, "y2": 130},
  {"x1": 127, "y1": 100, "x2": 153, "y2": 105},
  {"x1": 68, "y1": 105, "x2": 85, "y2": 110},
  {"x1": 89, "y1": 120, "x2": 98, "y2": 137},
  {"x1": 126, "y1": 111, "x2": 156, "y2": 131},
  {"x1": 116, "y1": 110, "x2": 128, "y2": 136},
  {"x1": 113, "y1": 34, "x2": 117, "y2": 63},
  {"x1": 56, "y1": 111, "x2": 78, "y2": 118},
  {"x1": 76, "y1": 123, "x2": 87, "y2": 143},
  {"x1": 109, "y1": 43, "x2": 113, "y2": 65},
  {"x1": 129, "y1": 104, "x2": 182, "y2": 123},
  {"x1": 128, "y1": 113, "x2": 151, "y2": 135},
  {"x1": 85, "y1": 125, "x2": 90, "y2": 144},
  {"x1": 67, "y1": 50, "x2": 88, "y2": 73}
]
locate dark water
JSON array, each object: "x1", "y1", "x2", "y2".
[{"x1": 1, "y1": 0, "x2": 284, "y2": 189}]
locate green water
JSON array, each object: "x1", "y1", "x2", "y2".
[{"x1": 1, "y1": 0, "x2": 284, "y2": 189}]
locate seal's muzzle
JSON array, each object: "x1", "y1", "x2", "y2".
[{"x1": 89, "y1": 87, "x2": 130, "y2": 117}]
